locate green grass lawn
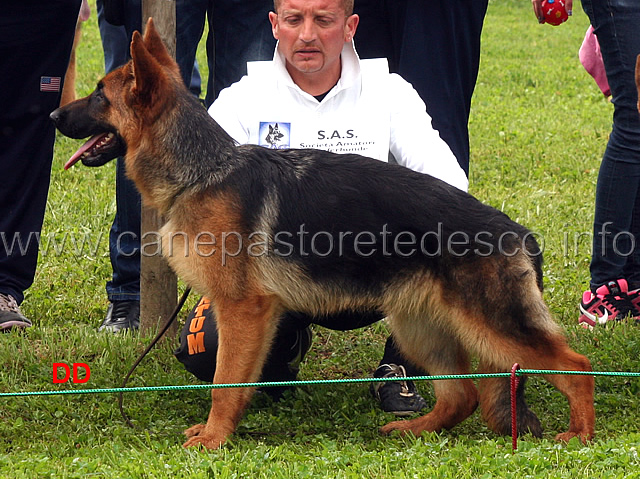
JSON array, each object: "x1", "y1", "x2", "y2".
[{"x1": 1, "y1": 1, "x2": 639, "y2": 477}]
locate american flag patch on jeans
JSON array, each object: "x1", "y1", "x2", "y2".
[{"x1": 40, "y1": 76, "x2": 61, "y2": 92}]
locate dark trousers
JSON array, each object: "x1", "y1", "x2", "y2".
[
  {"x1": 0, "y1": 0, "x2": 81, "y2": 304},
  {"x1": 175, "y1": 0, "x2": 276, "y2": 106},
  {"x1": 581, "y1": 0, "x2": 640, "y2": 290},
  {"x1": 354, "y1": 0, "x2": 489, "y2": 175},
  {"x1": 96, "y1": 0, "x2": 144, "y2": 302}
]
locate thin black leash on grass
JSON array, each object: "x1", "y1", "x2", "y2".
[{"x1": 117, "y1": 287, "x2": 191, "y2": 428}]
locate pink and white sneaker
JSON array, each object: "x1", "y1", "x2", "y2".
[
  {"x1": 578, "y1": 279, "x2": 635, "y2": 329},
  {"x1": 625, "y1": 286, "x2": 640, "y2": 320}
]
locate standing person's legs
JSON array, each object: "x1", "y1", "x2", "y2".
[
  {"x1": 176, "y1": 0, "x2": 210, "y2": 96},
  {"x1": 96, "y1": 0, "x2": 130, "y2": 72},
  {"x1": 353, "y1": 0, "x2": 404, "y2": 71},
  {"x1": 579, "y1": 0, "x2": 640, "y2": 325},
  {"x1": 355, "y1": 0, "x2": 487, "y2": 174},
  {"x1": 208, "y1": 0, "x2": 276, "y2": 105},
  {"x1": 583, "y1": 0, "x2": 640, "y2": 287},
  {"x1": 101, "y1": 157, "x2": 142, "y2": 332},
  {"x1": 396, "y1": 0, "x2": 487, "y2": 174},
  {"x1": 96, "y1": 0, "x2": 144, "y2": 331},
  {"x1": 98, "y1": 0, "x2": 205, "y2": 332},
  {"x1": 0, "y1": 0, "x2": 81, "y2": 329}
]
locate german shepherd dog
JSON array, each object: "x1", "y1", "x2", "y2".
[{"x1": 51, "y1": 19, "x2": 595, "y2": 449}]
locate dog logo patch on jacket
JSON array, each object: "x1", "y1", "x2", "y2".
[{"x1": 259, "y1": 122, "x2": 290, "y2": 149}]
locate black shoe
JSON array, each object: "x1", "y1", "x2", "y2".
[
  {"x1": 370, "y1": 363, "x2": 427, "y2": 416},
  {"x1": 99, "y1": 300, "x2": 140, "y2": 332},
  {"x1": 0, "y1": 293, "x2": 32, "y2": 332}
]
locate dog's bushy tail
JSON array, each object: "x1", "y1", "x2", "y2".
[{"x1": 478, "y1": 375, "x2": 543, "y2": 438}]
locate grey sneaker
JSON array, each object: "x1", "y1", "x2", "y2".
[
  {"x1": 370, "y1": 363, "x2": 427, "y2": 416},
  {"x1": 0, "y1": 293, "x2": 32, "y2": 331}
]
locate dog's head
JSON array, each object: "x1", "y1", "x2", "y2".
[{"x1": 51, "y1": 18, "x2": 182, "y2": 169}]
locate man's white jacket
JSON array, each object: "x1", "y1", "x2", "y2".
[{"x1": 208, "y1": 41, "x2": 468, "y2": 192}]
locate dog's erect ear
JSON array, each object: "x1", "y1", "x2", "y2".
[
  {"x1": 142, "y1": 18, "x2": 180, "y2": 74},
  {"x1": 130, "y1": 29, "x2": 171, "y2": 108}
]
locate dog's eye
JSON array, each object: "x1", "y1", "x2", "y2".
[{"x1": 92, "y1": 83, "x2": 109, "y2": 105}]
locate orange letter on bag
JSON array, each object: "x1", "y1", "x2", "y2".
[
  {"x1": 187, "y1": 331, "x2": 206, "y2": 355},
  {"x1": 189, "y1": 315, "x2": 206, "y2": 333},
  {"x1": 194, "y1": 297, "x2": 211, "y2": 318},
  {"x1": 53, "y1": 363, "x2": 71, "y2": 383}
]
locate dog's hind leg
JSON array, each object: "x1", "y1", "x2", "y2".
[
  {"x1": 183, "y1": 293, "x2": 281, "y2": 450},
  {"x1": 458, "y1": 258, "x2": 594, "y2": 443},
  {"x1": 533, "y1": 339, "x2": 595, "y2": 443},
  {"x1": 477, "y1": 332, "x2": 594, "y2": 443},
  {"x1": 379, "y1": 322, "x2": 478, "y2": 437}
]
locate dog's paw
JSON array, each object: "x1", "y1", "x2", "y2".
[
  {"x1": 555, "y1": 430, "x2": 593, "y2": 444},
  {"x1": 182, "y1": 434, "x2": 226, "y2": 450},
  {"x1": 183, "y1": 423, "x2": 206, "y2": 439},
  {"x1": 182, "y1": 424, "x2": 230, "y2": 450},
  {"x1": 379, "y1": 420, "x2": 414, "y2": 436}
]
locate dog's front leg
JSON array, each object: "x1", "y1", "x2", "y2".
[{"x1": 183, "y1": 294, "x2": 280, "y2": 450}]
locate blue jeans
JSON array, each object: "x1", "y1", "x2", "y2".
[
  {"x1": 176, "y1": 0, "x2": 275, "y2": 107},
  {"x1": 96, "y1": 0, "x2": 143, "y2": 301},
  {"x1": 581, "y1": 0, "x2": 640, "y2": 290}
]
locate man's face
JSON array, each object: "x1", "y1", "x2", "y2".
[{"x1": 269, "y1": 0, "x2": 358, "y2": 82}]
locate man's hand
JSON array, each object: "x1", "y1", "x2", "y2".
[{"x1": 532, "y1": 0, "x2": 573, "y2": 24}]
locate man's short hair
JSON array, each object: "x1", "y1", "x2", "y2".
[{"x1": 273, "y1": 0, "x2": 354, "y2": 16}]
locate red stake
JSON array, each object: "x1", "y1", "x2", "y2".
[{"x1": 510, "y1": 363, "x2": 521, "y2": 452}]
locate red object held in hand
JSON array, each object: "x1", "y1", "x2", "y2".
[{"x1": 542, "y1": 0, "x2": 569, "y2": 26}]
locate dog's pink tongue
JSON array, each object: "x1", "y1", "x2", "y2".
[{"x1": 64, "y1": 133, "x2": 107, "y2": 170}]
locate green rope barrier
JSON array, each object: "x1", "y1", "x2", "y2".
[
  {"x1": 1, "y1": 369, "x2": 638, "y2": 398},
  {"x1": 517, "y1": 369, "x2": 640, "y2": 377}
]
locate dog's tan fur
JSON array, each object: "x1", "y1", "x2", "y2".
[{"x1": 60, "y1": 21, "x2": 82, "y2": 107}]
